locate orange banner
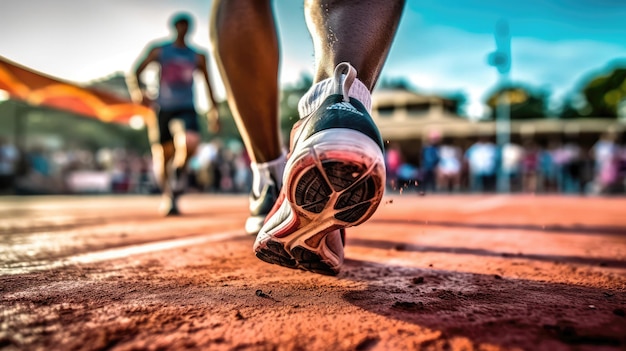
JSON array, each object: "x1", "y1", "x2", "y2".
[{"x1": 0, "y1": 55, "x2": 153, "y2": 124}]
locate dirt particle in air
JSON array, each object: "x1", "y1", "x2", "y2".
[{"x1": 613, "y1": 308, "x2": 625, "y2": 317}]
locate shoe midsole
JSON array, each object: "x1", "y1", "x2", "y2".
[{"x1": 276, "y1": 129, "x2": 386, "y2": 256}]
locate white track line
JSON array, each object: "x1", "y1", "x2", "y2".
[{"x1": 1, "y1": 230, "x2": 246, "y2": 276}]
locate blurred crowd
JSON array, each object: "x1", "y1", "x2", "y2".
[
  {"x1": 385, "y1": 132, "x2": 626, "y2": 195},
  {"x1": 2, "y1": 132, "x2": 626, "y2": 196},
  {"x1": 0, "y1": 137, "x2": 253, "y2": 196}
]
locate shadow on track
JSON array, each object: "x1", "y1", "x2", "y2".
[
  {"x1": 369, "y1": 218, "x2": 626, "y2": 237},
  {"x1": 340, "y1": 258, "x2": 626, "y2": 350},
  {"x1": 348, "y1": 237, "x2": 626, "y2": 268}
]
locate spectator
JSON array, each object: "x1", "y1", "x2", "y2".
[
  {"x1": 539, "y1": 141, "x2": 558, "y2": 192},
  {"x1": 591, "y1": 132, "x2": 620, "y2": 194},
  {"x1": 420, "y1": 131, "x2": 441, "y2": 192},
  {"x1": 396, "y1": 161, "x2": 420, "y2": 191},
  {"x1": 436, "y1": 139, "x2": 462, "y2": 192},
  {"x1": 384, "y1": 142, "x2": 402, "y2": 191},
  {"x1": 501, "y1": 142, "x2": 524, "y2": 192},
  {"x1": 521, "y1": 140, "x2": 541, "y2": 193},
  {"x1": 465, "y1": 137, "x2": 498, "y2": 192},
  {"x1": 553, "y1": 139, "x2": 582, "y2": 194}
]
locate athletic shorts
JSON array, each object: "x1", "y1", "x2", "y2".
[{"x1": 156, "y1": 107, "x2": 200, "y2": 144}]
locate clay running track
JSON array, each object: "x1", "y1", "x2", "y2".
[{"x1": 1, "y1": 194, "x2": 625, "y2": 350}]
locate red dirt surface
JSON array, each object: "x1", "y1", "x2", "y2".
[{"x1": 1, "y1": 194, "x2": 625, "y2": 351}]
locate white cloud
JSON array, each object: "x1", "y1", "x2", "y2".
[{"x1": 379, "y1": 26, "x2": 626, "y2": 118}]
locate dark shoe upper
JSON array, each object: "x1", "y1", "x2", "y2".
[
  {"x1": 248, "y1": 173, "x2": 280, "y2": 219},
  {"x1": 291, "y1": 94, "x2": 384, "y2": 153}
]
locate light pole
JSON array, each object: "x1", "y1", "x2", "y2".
[{"x1": 488, "y1": 19, "x2": 511, "y2": 193}]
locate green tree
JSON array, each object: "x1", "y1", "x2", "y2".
[
  {"x1": 485, "y1": 84, "x2": 549, "y2": 119},
  {"x1": 558, "y1": 94, "x2": 589, "y2": 119},
  {"x1": 581, "y1": 64, "x2": 626, "y2": 118}
]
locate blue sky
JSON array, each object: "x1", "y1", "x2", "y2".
[{"x1": 1, "y1": 0, "x2": 625, "y2": 119}]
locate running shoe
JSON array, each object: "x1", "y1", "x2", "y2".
[
  {"x1": 245, "y1": 173, "x2": 280, "y2": 234},
  {"x1": 171, "y1": 166, "x2": 187, "y2": 197},
  {"x1": 156, "y1": 164, "x2": 186, "y2": 217},
  {"x1": 159, "y1": 194, "x2": 181, "y2": 216},
  {"x1": 253, "y1": 62, "x2": 386, "y2": 275},
  {"x1": 245, "y1": 155, "x2": 285, "y2": 234}
]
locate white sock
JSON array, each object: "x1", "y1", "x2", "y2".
[
  {"x1": 250, "y1": 153, "x2": 286, "y2": 198},
  {"x1": 297, "y1": 62, "x2": 372, "y2": 119}
]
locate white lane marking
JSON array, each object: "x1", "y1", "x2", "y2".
[
  {"x1": 1, "y1": 230, "x2": 246, "y2": 276},
  {"x1": 459, "y1": 196, "x2": 509, "y2": 214}
]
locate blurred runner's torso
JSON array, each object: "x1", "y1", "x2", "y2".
[{"x1": 157, "y1": 43, "x2": 198, "y2": 111}]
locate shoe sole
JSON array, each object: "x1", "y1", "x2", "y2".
[{"x1": 254, "y1": 129, "x2": 385, "y2": 275}]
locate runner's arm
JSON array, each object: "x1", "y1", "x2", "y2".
[
  {"x1": 128, "y1": 46, "x2": 160, "y2": 105},
  {"x1": 197, "y1": 53, "x2": 220, "y2": 132}
]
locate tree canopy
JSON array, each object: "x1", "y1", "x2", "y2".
[
  {"x1": 485, "y1": 84, "x2": 549, "y2": 119},
  {"x1": 560, "y1": 61, "x2": 626, "y2": 119},
  {"x1": 581, "y1": 65, "x2": 626, "y2": 118}
]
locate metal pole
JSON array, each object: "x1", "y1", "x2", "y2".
[
  {"x1": 496, "y1": 74, "x2": 510, "y2": 193},
  {"x1": 488, "y1": 19, "x2": 511, "y2": 193}
]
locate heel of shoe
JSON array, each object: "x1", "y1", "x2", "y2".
[{"x1": 286, "y1": 128, "x2": 386, "y2": 227}]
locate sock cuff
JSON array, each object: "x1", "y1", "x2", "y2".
[
  {"x1": 250, "y1": 153, "x2": 286, "y2": 197},
  {"x1": 297, "y1": 63, "x2": 372, "y2": 118},
  {"x1": 250, "y1": 153, "x2": 285, "y2": 168}
]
